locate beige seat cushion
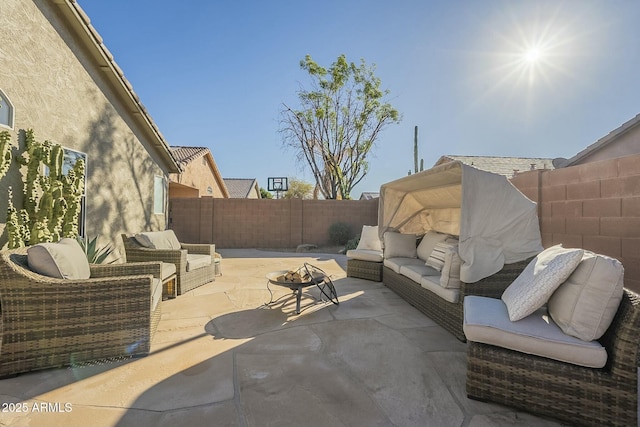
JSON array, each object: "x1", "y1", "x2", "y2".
[
  {"x1": 135, "y1": 230, "x2": 181, "y2": 250},
  {"x1": 383, "y1": 257, "x2": 425, "y2": 274},
  {"x1": 501, "y1": 245, "x2": 584, "y2": 321},
  {"x1": 346, "y1": 249, "x2": 383, "y2": 263},
  {"x1": 420, "y1": 275, "x2": 459, "y2": 304},
  {"x1": 548, "y1": 251, "x2": 624, "y2": 341},
  {"x1": 383, "y1": 232, "x2": 417, "y2": 259},
  {"x1": 151, "y1": 278, "x2": 163, "y2": 312},
  {"x1": 186, "y1": 254, "x2": 212, "y2": 272},
  {"x1": 27, "y1": 238, "x2": 91, "y2": 280},
  {"x1": 399, "y1": 263, "x2": 440, "y2": 283},
  {"x1": 160, "y1": 262, "x2": 177, "y2": 280},
  {"x1": 464, "y1": 296, "x2": 607, "y2": 368}
]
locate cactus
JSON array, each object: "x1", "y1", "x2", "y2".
[
  {"x1": 6, "y1": 129, "x2": 85, "y2": 248},
  {"x1": 408, "y1": 126, "x2": 424, "y2": 175}
]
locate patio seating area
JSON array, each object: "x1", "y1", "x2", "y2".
[{"x1": 0, "y1": 249, "x2": 567, "y2": 427}]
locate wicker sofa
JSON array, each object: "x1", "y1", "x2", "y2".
[
  {"x1": 0, "y1": 245, "x2": 162, "y2": 378},
  {"x1": 122, "y1": 231, "x2": 215, "y2": 296},
  {"x1": 381, "y1": 230, "x2": 531, "y2": 341},
  {"x1": 464, "y1": 251, "x2": 640, "y2": 426}
]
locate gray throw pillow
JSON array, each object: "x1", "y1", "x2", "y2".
[{"x1": 28, "y1": 238, "x2": 91, "y2": 280}]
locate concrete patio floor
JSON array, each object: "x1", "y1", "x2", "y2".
[{"x1": 0, "y1": 249, "x2": 565, "y2": 427}]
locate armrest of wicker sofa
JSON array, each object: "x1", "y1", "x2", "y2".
[
  {"x1": 181, "y1": 243, "x2": 215, "y2": 255},
  {"x1": 124, "y1": 246, "x2": 188, "y2": 269},
  {"x1": 90, "y1": 261, "x2": 162, "y2": 279}
]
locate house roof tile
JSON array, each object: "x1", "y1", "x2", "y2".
[{"x1": 435, "y1": 155, "x2": 555, "y2": 178}]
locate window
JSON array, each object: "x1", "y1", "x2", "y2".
[
  {"x1": 154, "y1": 175, "x2": 166, "y2": 214},
  {"x1": 43, "y1": 147, "x2": 87, "y2": 237},
  {"x1": 0, "y1": 89, "x2": 14, "y2": 129}
]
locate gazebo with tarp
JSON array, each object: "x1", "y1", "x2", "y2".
[{"x1": 378, "y1": 160, "x2": 543, "y2": 284}]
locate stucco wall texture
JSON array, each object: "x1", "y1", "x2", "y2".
[{"x1": 0, "y1": 0, "x2": 168, "y2": 251}]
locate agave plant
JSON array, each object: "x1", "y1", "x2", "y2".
[{"x1": 76, "y1": 235, "x2": 119, "y2": 264}]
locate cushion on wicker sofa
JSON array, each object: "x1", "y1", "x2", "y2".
[
  {"x1": 416, "y1": 230, "x2": 449, "y2": 261},
  {"x1": 421, "y1": 275, "x2": 460, "y2": 303},
  {"x1": 384, "y1": 257, "x2": 425, "y2": 274},
  {"x1": 186, "y1": 254, "x2": 212, "y2": 272},
  {"x1": 27, "y1": 238, "x2": 91, "y2": 280},
  {"x1": 399, "y1": 263, "x2": 439, "y2": 283},
  {"x1": 464, "y1": 296, "x2": 607, "y2": 368},
  {"x1": 501, "y1": 245, "x2": 584, "y2": 321},
  {"x1": 384, "y1": 232, "x2": 417, "y2": 259},
  {"x1": 135, "y1": 230, "x2": 181, "y2": 250},
  {"x1": 548, "y1": 251, "x2": 624, "y2": 341},
  {"x1": 346, "y1": 249, "x2": 383, "y2": 262}
]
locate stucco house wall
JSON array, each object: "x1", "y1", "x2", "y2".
[
  {"x1": 0, "y1": 0, "x2": 179, "y2": 250},
  {"x1": 561, "y1": 113, "x2": 640, "y2": 166}
]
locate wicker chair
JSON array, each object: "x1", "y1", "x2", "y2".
[
  {"x1": 0, "y1": 248, "x2": 162, "y2": 378},
  {"x1": 121, "y1": 233, "x2": 215, "y2": 295},
  {"x1": 466, "y1": 288, "x2": 640, "y2": 427},
  {"x1": 383, "y1": 258, "x2": 532, "y2": 341}
]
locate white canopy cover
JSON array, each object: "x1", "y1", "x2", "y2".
[{"x1": 378, "y1": 161, "x2": 543, "y2": 283}]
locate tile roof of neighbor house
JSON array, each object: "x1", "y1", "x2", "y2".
[
  {"x1": 559, "y1": 113, "x2": 640, "y2": 167},
  {"x1": 52, "y1": 1, "x2": 180, "y2": 174},
  {"x1": 170, "y1": 146, "x2": 230, "y2": 198},
  {"x1": 435, "y1": 155, "x2": 555, "y2": 178},
  {"x1": 359, "y1": 192, "x2": 379, "y2": 200},
  {"x1": 223, "y1": 178, "x2": 261, "y2": 198}
]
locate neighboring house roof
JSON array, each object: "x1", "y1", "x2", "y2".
[
  {"x1": 359, "y1": 192, "x2": 379, "y2": 200},
  {"x1": 52, "y1": 1, "x2": 180, "y2": 174},
  {"x1": 558, "y1": 113, "x2": 640, "y2": 167},
  {"x1": 434, "y1": 155, "x2": 555, "y2": 178},
  {"x1": 170, "y1": 146, "x2": 230, "y2": 198},
  {"x1": 223, "y1": 178, "x2": 261, "y2": 198}
]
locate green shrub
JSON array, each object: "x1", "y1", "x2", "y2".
[
  {"x1": 344, "y1": 235, "x2": 360, "y2": 251},
  {"x1": 328, "y1": 222, "x2": 352, "y2": 245}
]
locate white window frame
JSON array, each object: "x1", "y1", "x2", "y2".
[
  {"x1": 0, "y1": 88, "x2": 15, "y2": 130},
  {"x1": 154, "y1": 175, "x2": 167, "y2": 215}
]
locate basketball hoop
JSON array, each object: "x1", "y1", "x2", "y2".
[{"x1": 267, "y1": 177, "x2": 288, "y2": 199}]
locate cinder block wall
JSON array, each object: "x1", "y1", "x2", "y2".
[
  {"x1": 170, "y1": 198, "x2": 379, "y2": 249},
  {"x1": 511, "y1": 154, "x2": 640, "y2": 292}
]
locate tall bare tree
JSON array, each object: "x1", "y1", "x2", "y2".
[{"x1": 280, "y1": 54, "x2": 400, "y2": 199}]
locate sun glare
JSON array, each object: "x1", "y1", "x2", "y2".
[{"x1": 523, "y1": 47, "x2": 542, "y2": 64}]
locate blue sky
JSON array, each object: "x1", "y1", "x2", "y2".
[{"x1": 78, "y1": 0, "x2": 640, "y2": 197}]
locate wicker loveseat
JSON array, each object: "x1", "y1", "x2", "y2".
[
  {"x1": 0, "y1": 245, "x2": 162, "y2": 378},
  {"x1": 122, "y1": 231, "x2": 215, "y2": 296}
]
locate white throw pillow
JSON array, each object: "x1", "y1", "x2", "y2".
[
  {"x1": 425, "y1": 241, "x2": 452, "y2": 271},
  {"x1": 383, "y1": 232, "x2": 417, "y2": 259},
  {"x1": 356, "y1": 225, "x2": 382, "y2": 252},
  {"x1": 501, "y1": 245, "x2": 584, "y2": 322},
  {"x1": 416, "y1": 230, "x2": 449, "y2": 261},
  {"x1": 27, "y1": 238, "x2": 91, "y2": 280},
  {"x1": 548, "y1": 251, "x2": 624, "y2": 341}
]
